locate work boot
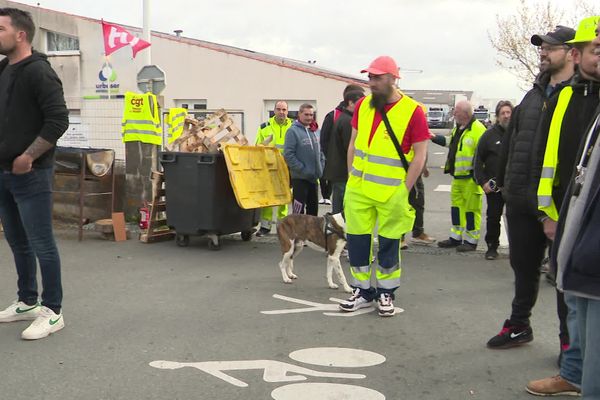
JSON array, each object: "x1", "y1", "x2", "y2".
[
  {"x1": 526, "y1": 375, "x2": 580, "y2": 397},
  {"x1": 485, "y1": 244, "x2": 499, "y2": 260},
  {"x1": 438, "y1": 238, "x2": 462, "y2": 248},
  {"x1": 411, "y1": 233, "x2": 436, "y2": 245},
  {"x1": 487, "y1": 319, "x2": 533, "y2": 349},
  {"x1": 456, "y1": 243, "x2": 477, "y2": 252}
]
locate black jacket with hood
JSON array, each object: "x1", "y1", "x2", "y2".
[
  {"x1": 497, "y1": 71, "x2": 571, "y2": 215},
  {"x1": 536, "y1": 72, "x2": 600, "y2": 214},
  {"x1": 0, "y1": 51, "x2": 69, "y2": 170}
]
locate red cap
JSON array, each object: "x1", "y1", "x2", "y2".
[{"x1": 361, "y1": 56, "x2": 400, "y2": 78}]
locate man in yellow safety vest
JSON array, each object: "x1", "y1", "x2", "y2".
[
  {"x1": 433, "y1": 101, "x2": 486, "y2": 252},
  {"x1": 255, "y1": 101, "x2": 293, "y2": 236},
  {"x1": 338, "y1": 56, "x2": 428, "y2": 317}
]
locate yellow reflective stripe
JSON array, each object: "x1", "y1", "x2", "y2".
[
  {"x1": 122, "y1": 129, "x2": 162, "y2": 136},
  {"x1": 540, "y1": 167, "x2": 555, "y2": 179},
  {"x1": 537, "y1": 86, "x2": 573, "y2": 221},
  {"x1": 376, "y1": 265, "x2": 401, "y2": 289},
  {"x1": 349, "y1": 168, "x2": 403, "y2": 186},
  {"x1": 538, "y1": 195, "x2": 552, "y2": 207},
  {"x1": 350, "y1": 266, "x2": 371, "y2": 289},
  {"x1": 455, "y1": 156, "x2": 472, "y2": 162},
  {"x1": 367, "y1": 154, "x2": 404, "y2": 168},
  {"x1": 454, "y1": 165, "x2": 473, "y2": 172},
  {"x1": 171, "y1": 111, "x2": 186, "y2": 119}
]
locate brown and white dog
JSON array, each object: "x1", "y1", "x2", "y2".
[{"x1": 276, "y1": 213, "x2": 352, "y2": 292}]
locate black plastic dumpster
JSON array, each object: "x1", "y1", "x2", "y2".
[{"x1": 159, "y1": 151, "x2": 259, "y2": 250}]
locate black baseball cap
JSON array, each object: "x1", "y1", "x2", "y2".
[{"x1": 531, "y1": 25, "x2": 576, "y2": 46}]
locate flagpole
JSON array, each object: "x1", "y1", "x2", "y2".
[{"x1": 142, "y1": 0, "x2": 151, "y2": 66}]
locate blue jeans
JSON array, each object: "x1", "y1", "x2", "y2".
[
  {"x1": 575, "y1": 296, "x2": 600, "y2": 399},
  {"x1": 560, "y1": 293, "x2": 582, "y2": 387},
  {"x1": 0, "y1": 168, "x2": 62, "y2": 311}
]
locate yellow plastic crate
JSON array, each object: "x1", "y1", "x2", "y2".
[{"x1": 222, "y1": 144, "x2": 292, "y2": 209}]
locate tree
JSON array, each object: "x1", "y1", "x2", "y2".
[{"x1": 489, "y1": 0, "x2": 599, "y2": 90}]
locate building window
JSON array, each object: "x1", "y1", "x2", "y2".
[{"x1": 47, "y1": 31, "x2": 80, "y2": 52}]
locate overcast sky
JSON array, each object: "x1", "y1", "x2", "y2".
[{"x1": 15, "y1": 0, "x2": 577, "y2": 103}]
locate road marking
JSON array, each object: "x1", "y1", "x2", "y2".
[
  {"x1": 271, "y1": 383, "x2": 385, "y2": 400},
  {"x1": 433, "y1": 152, "x2": 445, "y2": 155},
  {"x1": 434, "y1": 185, "x2": 451, "y2": 192},
  {"x1": 150, "y1": 359, "x2": 364, "y2": 388},
  {"x1": 151, "y1": 347, "x2": 387, "y2": 399},
  {"x1": 261, "y1": 294, "x2": 404, "y2": 317},
  {"x1": 288, "y1": 348, "x2": 386, "y2": 368}
]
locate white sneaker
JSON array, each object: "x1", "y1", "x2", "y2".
[
  {"x1": 339, "y1": 288, "x2": 373, "y2": 312},
  {"x1": 377, "y1": 293, "x2": 395, "y2": 317},
  {"x1": 21, "y1": 306, "x2": 64, "y2": 340},
  {"x1": 0, "y1": 301, "x2": 40, "y2": 323},
  {"x1": 324, "y1": 199, "x2": 332, "y2": 205}
]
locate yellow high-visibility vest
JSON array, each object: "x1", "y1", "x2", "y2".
[
  {"x1": 448, "y1": 119, "x2": 486, "y2": 177},
  {"x1": 255, "y1": 116, "x2": 293, "y2": 153},
  {"x1": 121, "y1": 92, "x2": 162, "y2": 145},
  {"x1": 537, "y1": 86, "x2": 574, "y2": 221},
  {"x1": 166, "y1": 107, "x2": 187, "y2": 144},
  {"x1": 348, "y1": 94, "x2": 418, "y2": 202}
]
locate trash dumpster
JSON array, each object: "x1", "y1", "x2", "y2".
[{"x1": 159, "y1": 151, "x2": 260, "y2": 250}]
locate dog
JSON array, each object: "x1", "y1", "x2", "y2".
[{"x1": 276, "y1": 212, "x2": 352, "y2": 292}]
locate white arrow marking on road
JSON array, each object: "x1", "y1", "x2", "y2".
[
  {"x1": 261, "y1": 294, "x2": 403, "y2": 317},
  {"x1": 434, "y1": 185, "x2": 452, "y2": 192}
]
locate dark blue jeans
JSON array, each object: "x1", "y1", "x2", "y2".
[{"x1": 0, "y1": 168, "x2": 62, "y2": 311}]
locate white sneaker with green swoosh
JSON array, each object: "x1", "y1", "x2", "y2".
[
  {"x1": 21, "y1": 306, "x2": 64, "y2": 340},
  {"x1": 0, "y1": 301, "x2": 40, "y2": 322}
]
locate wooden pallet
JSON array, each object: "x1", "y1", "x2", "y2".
[
  {"x1": 139, "y1": 171, "x2": 176, "y2": 243},
  {"x1": 167, "y1": 109, "x2": 246, "y2": 153}
]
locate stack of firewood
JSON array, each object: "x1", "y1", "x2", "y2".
[{"x1": 167, "y1": 109, "x2": 247, "y2": 153}]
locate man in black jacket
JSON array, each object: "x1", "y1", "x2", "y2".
[
  {"x1": 0, "y1": 8, "x2": 69, "y2": 340},
  {"x1": 487, "y1": 25, "x2": 575, "y2": 349},
  {"x1": 320, "y1": 84, "x2": 364, "y2": 207},
  {"x1": 526, "y1": 16, "x2": 600, "y2": 397},
  {"x1": 474, "y1": 100, "x2": 513, "y2": 260},
  {"x1": 322, "y1": 90, "x2": 364, "y2": 214}
]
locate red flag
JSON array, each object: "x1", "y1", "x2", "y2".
[{"x1": 102, "y1": 21, "x2": 151, "y2": 58}]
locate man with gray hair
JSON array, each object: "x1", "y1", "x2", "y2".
[{"x1": 432, "y1": 100, "x2": 487, "y2": 252}]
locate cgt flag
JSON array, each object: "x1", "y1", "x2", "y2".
[{"x1": 102, "y1": 21, "x2": 151, "y2": 58}]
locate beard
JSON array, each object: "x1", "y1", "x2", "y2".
[
  {"x1": 499, "y1": 121, "x2": 509, "y2": 130},
  {"x1": 370, "y1": 91, "x2": 389, "y2": 111}
]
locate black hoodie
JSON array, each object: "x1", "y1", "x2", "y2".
[{"x1": 0, "y1": 51, "x2": 69, "y2": 170}]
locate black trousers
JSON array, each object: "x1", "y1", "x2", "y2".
[
  {"x1": 485, "y1": 192, "x2": 504, "y2": 248},
  {"x1": 320, "y1": 179, "x2": 332, "y2": 200},
  {"x1": 506, "y1": 207, "x2": 547, "y2": 326},
  {"x1": 292, "y1": 178, "x2": 318, "y2": 216},
  {"x1": 409, "y1": 175, "x2": 425, "y2": 237}
]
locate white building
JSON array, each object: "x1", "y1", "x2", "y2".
[{"x1": 3, "y1": 1, "x2": 367, "y2": 159}]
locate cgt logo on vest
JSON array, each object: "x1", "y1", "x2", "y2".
[
  {"x1": 95, "y1": 62, "x2": 120, "y2": 93},
  {"x1": 131, "y1": 97, "x2": 144, "y2": 108}
]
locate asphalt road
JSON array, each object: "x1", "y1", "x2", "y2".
[{"x1": 0, "y1": 136, "x2": 560, "y2": 400}]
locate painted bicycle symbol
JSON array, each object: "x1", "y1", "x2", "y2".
[
  {"x1": 260, "y1": 294, "x2": 404, "y2": 317},
  {"x1": 150, "y1": 347, "x2": 386, "y2": 399}
]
